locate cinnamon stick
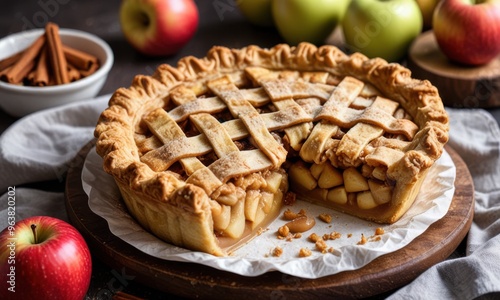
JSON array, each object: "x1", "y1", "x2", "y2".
[
  {"x1": 33, "y1": 45, "x2": 50, "y2": 86},
  {"x1": 0, "y1": 50, "x2": 24, "y2": 72},
  {"x1": 0, "y1": 35, "x2": 45, "y2": 84},
  {"x1": 1, "y1": 23, "x2": 102, "y2": 86},
  {"x1": 78, "y1": 61, "x2": 100, "y2": 77},
  {"x1": 63, "y1": 45, "x2": 99, "y2": 71},
  {"x1": 66, "y1": 63, "x2": 82, "y2": 82},
  {"x1": 27, "y1": 69, "x2": 36, "y2": 84},
  {"x1": 45, "y1": 22, "x2": 69, "y2": 85}
]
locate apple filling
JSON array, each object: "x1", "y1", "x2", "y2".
[{"x1": 289, "y1": 160, "x2": 394, "y2": 214}]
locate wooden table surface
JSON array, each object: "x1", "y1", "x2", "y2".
[
  {"x1": 65, "y1": 143, "x2": 474, "y2": 300},
  {"x1": 0, "y1": 1, "x2": 498, "y2": 299}
]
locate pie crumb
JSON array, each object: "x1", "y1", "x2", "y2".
[
  {"x1": 277, "y1": 225, "x2": 290, "y2": 237},
  {"x1": 318, "y1": 213, "x2": 332, "y2": 223},
  {"x1": 283, "y1": 208, "x2": 301, "y2": 220},
  {"x1": 357, "y1": 233, "x2": 367, "y2": 245},
  {"x1": 256, "y1": 227, "x2": 265, "y2": 236},
  {"x1": 323, "y1": 231, "x2": 341, "y2": 240},
  {"x1": 315, "y1": 239, "x2": 328, "y2": 253},
  {"x1": 308, "y1": 233, "x2": 321, "y2": 242},
  {"x1": 272, "y1": 246, "x2": 283, "y2": 257},
  {"x1": 299, "y1": 248, "x2": 312, "y2": 257},
  {"x1": 283, "y1": 191, "x2": 296, "y2": 205}
]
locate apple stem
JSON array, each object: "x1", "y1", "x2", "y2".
[{"x1": 31, "y1": 224, "x2": 38, "y2": 244}]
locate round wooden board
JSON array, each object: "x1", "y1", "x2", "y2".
[
  {"x1": 407, "y1": 30, "x2": 500, "y2": 108},
  {"x1": 65, "y1": 142, "x2": 474, "y2": 299}
]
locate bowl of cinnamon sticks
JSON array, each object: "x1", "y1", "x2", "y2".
[{"x1": 0, "y1": 23, "x2": 113, "y2": 117}]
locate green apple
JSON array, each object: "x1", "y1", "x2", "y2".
[
  {"x1": 416, "y1": 0, "x2": 439, "y2": 29},
  {"x1": 237, "y1": 0, "x2": 274, "y2": 27},
  {"x1": 272, "y1": 0, "x2": 351, "y2": 45},
  {"x1": 342, "y1": 0, "x2": 423, "y2": 62}
]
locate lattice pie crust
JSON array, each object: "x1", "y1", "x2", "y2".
[{"x1": 94, "y1": 43, "x2": 449, "y2": 256}]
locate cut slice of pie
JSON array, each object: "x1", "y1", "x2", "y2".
[{"x1": 94, "y1": 43, "x2": 449, "y2": 256}]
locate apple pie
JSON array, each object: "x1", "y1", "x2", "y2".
[{"x1": 94, "y1": 43, "x2": 449, "y2": 256}]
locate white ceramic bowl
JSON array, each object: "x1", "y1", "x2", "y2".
[{"x1": 0, "y1": 28, "x2": 113, "y2": 117}]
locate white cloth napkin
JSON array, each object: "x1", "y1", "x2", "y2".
[
  {"x1": 0, "y1": 95, "x2": 109, "y2": 226},
  {"x1": 388, "y1": 109, "x2": 500, "y2": 300},
  {"x1": 1, "y1": 97, "x2": 499, "y2": 298}
]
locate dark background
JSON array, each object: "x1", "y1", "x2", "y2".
[{"x1": 1, "y1": 0, "x2": 499, "y2": 129}]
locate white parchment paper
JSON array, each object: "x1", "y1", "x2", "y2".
[{"x1": 83, "y1": 147, "x2": 456, "y2": 278}]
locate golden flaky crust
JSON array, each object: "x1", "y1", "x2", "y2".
[{"x1": 94, "y1": 43, "x2": 449, "y2": 256}]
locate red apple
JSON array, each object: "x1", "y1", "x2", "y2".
[
  {"x1": 433, "y1": 0, "x2": 500, "y2": 66},
  {"x1": 0, "y1": 216, "x2": 92, "y2": 300},
  {"x1": 120, "y1": 0, "x2": 199, "y2": 56}
]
